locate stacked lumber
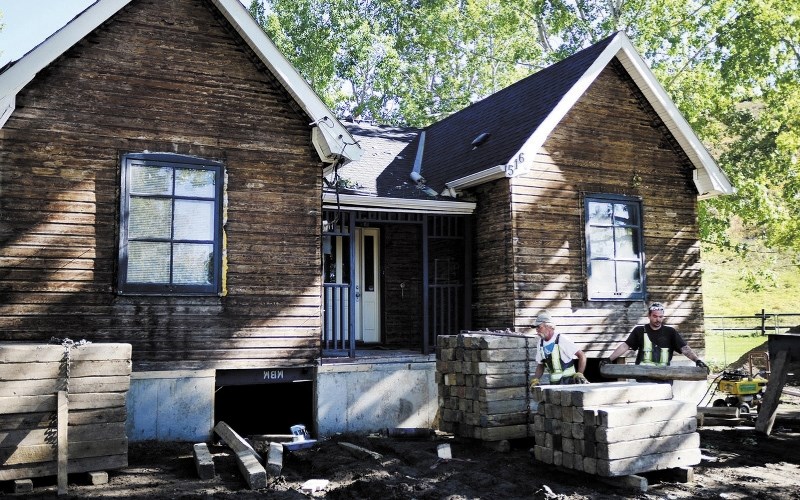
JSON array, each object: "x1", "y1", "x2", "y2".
[
  {"x1": 0, "y1": 342, "x2": 131, "y2": 481},
  {"x1": 531, "y1": 382, "x2": 701, "y2": 476},
  {"x1": 436, "y1": 333, "x2": 536, "y2": 441}
]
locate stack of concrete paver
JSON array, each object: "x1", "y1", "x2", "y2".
[
  {"x1": 531, "y1": 382, "x2": 701, "y2": 476},
  {"x1": 436, "y1": 333, "x2": 537, "y2": 441}
]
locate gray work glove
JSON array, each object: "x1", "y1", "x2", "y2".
[
  {"x1": 696, "y1": 359, "x2": 709, "y2": 372},
  {"x1": 572, "y1": 373, "x2": 590, "y2": 384}
]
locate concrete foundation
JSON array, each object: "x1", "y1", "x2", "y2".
[
  {"x1": 315, "y1": 355, "x2": 437, "y2": 437},
  {"x1": 127, "y1": 370, "x2": 215, "y2": 442}
]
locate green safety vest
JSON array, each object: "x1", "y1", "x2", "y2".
[
  {"x1": 541, "y1": 335, "x2": 576, "y2": 382},
  {"x1": 640, "y1": 333, "x2": 670, "y2": 366}
]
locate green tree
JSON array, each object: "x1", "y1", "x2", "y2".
[{"x1": 249, "y1": 0, "x2": 800, "y2": 260}]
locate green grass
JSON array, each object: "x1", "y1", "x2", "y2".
[
  {"x1": 704, "y1": 334, "x2": 767, "y2": 372},
  {"x1": 701, "y1": 244, "x2": 800, "y2": 371}
]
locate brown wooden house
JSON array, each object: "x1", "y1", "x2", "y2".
[{"x1": 0, "y1": 0, "x2": 731, "y2": 440}]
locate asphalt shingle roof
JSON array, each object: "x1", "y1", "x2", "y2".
[{"x1": 421, "y1": 33, "x2": 618, "y2": 194}]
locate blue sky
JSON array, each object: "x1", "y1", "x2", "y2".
[{"x1": 0, "y1": 0, "x2": 252, "y2": 67}]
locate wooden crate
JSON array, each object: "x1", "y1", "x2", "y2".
[{"x1": 0, "y1": 342, "x2": 131, "y2": 481}]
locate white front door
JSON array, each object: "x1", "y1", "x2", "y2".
[{"x1": 355, "y1": 227, "x2": 380, "y2": 343}]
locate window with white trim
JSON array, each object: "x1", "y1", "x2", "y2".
[
  {"x1": 118, "y1": 153, "x2": 223, "y2": 295},
  {"x1": 584, "y1": 193, "x2": 645, "y2": 300}
]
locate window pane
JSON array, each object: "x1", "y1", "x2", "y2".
[
  {"x1": 173, "y1": 243, "x2": 214, "y2": 284},
  {"x1": 175, "y1": 168, "x2": 215, "y2": 198},
  {"x1": 129, "y1": 198, "x2": 172, "y2": 239},
  {"x1": 614, "y1": 202, "x2": 638, "y2": 226},
  {"x1": 588, "y1": 202, "x2": 612, "y2": 224},
  {"x1": 130, "y1": 165, "x2": 172, "y2": 195},
  {"x1": 616, "y1": 261, "x2": 642, "y2": 293},
  {"x1": 174, "y1": 200, "x2": 214, "y2": 240},
  {"x1": 128, "y1": 241, "x2": 170, "y2": 283},
  {"x1": 613, "y1": 203, "x2": 631, "y2": 225},
  {"x1": 615, "y1": 227, "x2": 637, "y2": 258},
  {"x1": 588, "y1": 260, "x2": 615, "y2": 296},
  {"x1": 588, "y1": 226, "x2": 614, "y2": 258}
]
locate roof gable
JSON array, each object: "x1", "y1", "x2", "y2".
[
  {"x1": 423, "y1": 32, "x2": 732, "y2": 200},
  {"x1": 0, "y1": 0, "x2": 360, "y2": 164}
]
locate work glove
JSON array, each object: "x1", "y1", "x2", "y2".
[
  {"x1": 598, "y1": 358, "x2": 612, "y2": 369},
  {"x1": 529, "y1": 378, "x2": 540, "y2": 389},
  {"x1": 696, "y1": 359, "x2": 709, "y2": 372},
  {"x1": 572, "y1": 373, "x2": 590, "y2": 384}
]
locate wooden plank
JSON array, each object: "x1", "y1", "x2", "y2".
[
  {"x1": 596, "y1": 432, "x2": 699, "y2": 460},
  {"x1": 66, "y1": 393, "x2": 126, "y2": 410},
  {"x1": 755, "y1": 350, "x2": 789, "y2": 436},
  {"x1": 0, "y1": 394, "x2": 56, "y2": 414},
  {"x1": 594, "y1": 417, "x2": 696, "y2": 443},
  {"x1": 0, "y1": 343, "x2": 131, "y2": 362},
  {"x1": 0, "y1": 360, "x2": 131, "y2": 381},
  {"x1": 58, "y1": 390, "x2": 68, "y2": 496},
  {"x1": 594, "y1": 400, "x2": 697, "y2": 427},
  {"x1": 0, "y1": 422, "x2": 127, "y2": 448},
  {"x1": 0, "y1": 438, "x2": 128, "y2": 466},
  {"x1": 597, "y1": 447, "x2": 702, "y2": 477},
  {"x1": 538, "y1": 382, "x2": 674, "y2": 407},
  {"x1": 600, "y1": 364, "x2": 708, "y2": 381},
  {"x1": 0, "y1": 454, "x2": 128, "y2": 481}
]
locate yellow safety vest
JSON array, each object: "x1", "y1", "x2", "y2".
[
  {"x1": 640, "y1": 333, "x2": 670, "y2": 366},
  {"x1": 542, "y1": 336, "x2": 577, "y2": 382}
]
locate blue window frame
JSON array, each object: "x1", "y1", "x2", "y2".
[
  {"x1": 584, "y1": 193, "x2": 645, "y2": 301},
  {"x1": 118, "y1": 153, "x2": 223, "y2": 295}
]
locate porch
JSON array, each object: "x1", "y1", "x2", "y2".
[{"x1": 321, "y1": 209, "x2": 472, "y2": 358}]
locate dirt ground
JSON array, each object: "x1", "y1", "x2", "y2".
[
  {"x1": 9, "y1": 398, "x2": 799, "y2": 499},
  {"x1": 6, "y1": 344, "x2": 800, "y2": 500}
]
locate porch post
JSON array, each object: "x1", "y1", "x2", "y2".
[
  {"x1": 422, "y1": 215, "x2": 430, "y2": 354},
  {"x1": 348, "y1": 212, "x2": 356, "y2": 357},
  {"x1": 463, "y1": 216, "x2": 472, "y2": 331}
]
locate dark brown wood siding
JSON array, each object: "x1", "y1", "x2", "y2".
[
  {"x1": 0, "y1": 0, "x2": 323, "y2": 370},
  {"x1": 509, "y1": 63, "x2": 704, "y2": 357},
  {"x1": 470, "y1": 180, "x2": 515, "y2": 330}
]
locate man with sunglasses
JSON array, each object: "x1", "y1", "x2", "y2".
[{"x1": 601, "y1": 302, "x2": 708, "y2": 375}]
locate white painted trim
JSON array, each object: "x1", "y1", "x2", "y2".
[
  {"x1": 0, "y1": 0, "x2": 131, "y2": 101},
  {"x1": 211, "y1": 0, "x2": 361, "y2": 163},
  {"x1": 0, "y1": 95, "x2": 16, "y2": 129},
  {"x1": 323, "y1": 193, "x2": 475, "y2": 214},
  {"x1": 442, "y1": 33, "x2": 733, "y2": 199},
  {"x1": 0, "y1": 0, "x2": 361, "y2": 164},
  {"x1": 445, "y1": 165, "x2": 507, "y2": 191}
]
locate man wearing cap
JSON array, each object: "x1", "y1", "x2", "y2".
[
  {"x1": 530, "y1": 311, "x2": 589, "y2": 386},
  {"x1": 601, "y1": 302, "x2": 708, "y2": 374}
]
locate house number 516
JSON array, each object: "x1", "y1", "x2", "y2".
[{"x1": 505, "y1": 153, "x2": 526, "y2": 177}]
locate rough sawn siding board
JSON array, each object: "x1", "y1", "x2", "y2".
[
  {"x1": 0, "y1": 0, "x2": 322, "y2": 371},
  {"x1": 508, "y1": 64, "x2": 704, "y2": 357}
]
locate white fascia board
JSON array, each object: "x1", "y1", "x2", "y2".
[
  {"x1": 0, "y1": 0, "x2": 132, "y2": 126},
  {"x1": 613, "y1": 36, "x2": 733, "y2": 198},
  {"x1": 492, "y1": 32, "x2": 732, "y2": 200},
  {"x1": 445, "y1": 165, "x2": 508, "y2": 191},
  {"x1": 323, "y1": 193, "x2": 475, "y2": 214},
  {"x1": 0, "y1": 94, "x2": 16, "y2": 129},
  {"x1": 212, "y1": 0, "x2": 361, "y2": 164}
]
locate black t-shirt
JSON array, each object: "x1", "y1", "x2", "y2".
[{"x1": 624, "y1": 324, "x2": 687, "y2": 365}]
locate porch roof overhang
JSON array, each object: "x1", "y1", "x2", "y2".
[
  {"x1": 0, "y1": 0, "x2": 361, "y2": 165},
  {"x1": 322, "y1": 192, "x2": 475, "y2": 215},
  {"x1": 442, "y1": 32, "x2": 734, "y2": 201}
]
